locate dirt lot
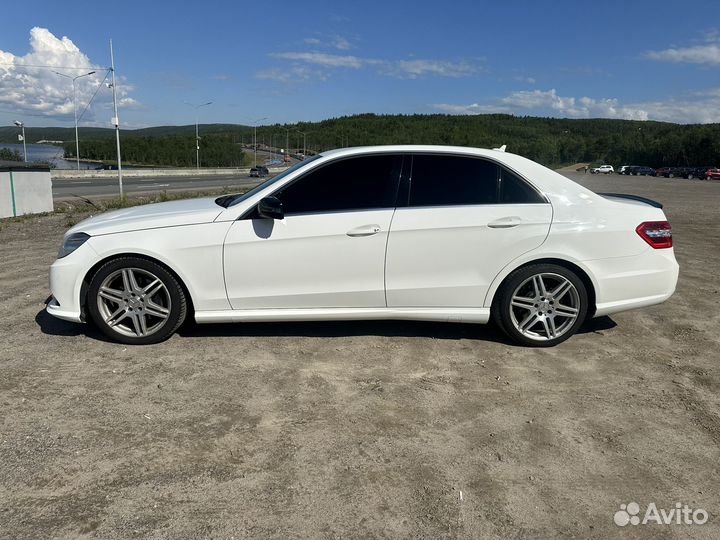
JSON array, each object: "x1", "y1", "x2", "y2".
[{"x1": 1, "y1": 173, "x2": 719, "y2": 539}]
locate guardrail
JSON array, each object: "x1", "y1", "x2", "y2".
[{"x1": 51, "y1": 167, "x2": 275, "y2": 180}]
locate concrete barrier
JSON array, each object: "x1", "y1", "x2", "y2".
[
  {"x1": 0, "y1": 165, "x2": 54, "y2": 218},
  {"x1": 51, "y1": 166, "x2": 288, "y2": 180}
]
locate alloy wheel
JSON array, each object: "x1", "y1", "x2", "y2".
[
  {"x1": 509, "y1": 272, "x2": 580, "y2": 341},
  {"x1": 96, "y1": 267, "x2": 172, "y2": 338}
]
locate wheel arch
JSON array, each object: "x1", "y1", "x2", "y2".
[
  {"x1": 487, "y1": 257, "x2": 597, "y2": 319},
  {"x1": 79, "y1": 253, "x2": 196, "y2": 320}
]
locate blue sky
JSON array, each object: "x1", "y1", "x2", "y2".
[{"x1": 1, "y1": 0, "x2": 719, "y2": 128}]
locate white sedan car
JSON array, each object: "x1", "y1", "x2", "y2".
[{"x1": 47, "y1": 145, "x2": 678, "y2": 346}]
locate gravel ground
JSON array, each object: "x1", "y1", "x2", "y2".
[{"x1": 0, "y1": 173, "x2": 718, "y2": 539}]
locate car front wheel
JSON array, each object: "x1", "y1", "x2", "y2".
[
  {"x1": 493, "y1": 264, "x2": 588, "y2": 347},
  {"x1": 87, "y1": 257, "x2": 187, "y2": 345}
]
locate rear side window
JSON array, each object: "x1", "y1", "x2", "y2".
[
  {"x1": 500, "y1": 168, "x2": 544, "y2": 204},
  {"x1": 409, "y1": 155, "x2": 498, "y2": 206},
  {"x1": 276, "y1": 154, "x2": 402, "y2": 214}
]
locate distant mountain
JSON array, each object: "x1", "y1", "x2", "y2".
[{"x1": 0, "y1": 123, "x2": 249, "y2": 144}]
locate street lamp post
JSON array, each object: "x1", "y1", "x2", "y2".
[
  {"x1": 251, "y1": 117, "x2": 268, "y2": 167},
  {"x1": 295, "y1": 130, "x2": 311, "y2": 158},
  {"x1": 109, "y1": 39, "x2": 123, "y2": 197},
  {"x1": 54, "y1": 70, "x2": 96, "y2": 170},
  {"x1": 13, "y1": 121, "x2": 27, "y2": 162},
  {"x1": 184, "y1": 101, "x2": 212, "y2": 169}
]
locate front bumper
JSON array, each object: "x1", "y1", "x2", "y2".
[
  {"x1": 46, "y1": 241, "x2": 98, "y2": 324},
  {"x1": 46, "y1": 296, "x2": 83, "y2": 323}
]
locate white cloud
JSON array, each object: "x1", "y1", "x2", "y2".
[
  {"x1": 302, "y1": 35, "x2": 353, "y2": 50},
  {"x1": 433, "y1": 87, "x2": 720, "y2": 124},
  {"x1": 256, "y1": 65, "x2": 326, "y2": 83},
  {"x1": 332, "y1": 36, "x2": 352, "y2": 50},
  {"x1": 646, "y1": 33, "x2": 720, "y2": 65},
  {"x1": 646, "y1": 43, "x2": 720, "y2": 65},
  {"x1": 514, "y1": 75, "x2": 536, "y2": 84},
  {"x1": 383, "y1": 59, "x2": 479, "y2": 79},
  {"x1": 266, "y1": 51, "x2": 479, "y2": 80},
  {"x1": 270, "y1": 52, "x2": 375, "y2": 69},
  {"x1": 497, "y1": 89, "x2": 649, "y2": 119},
  {"x1": 0, "y1": 27, "x2": 137, "y2": 122}
]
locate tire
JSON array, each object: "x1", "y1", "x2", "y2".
[
  {"x1": 86, "y1": 257, "x2": 187, "y2": 345},
  {"x1": 493, "y1": 264, "x2": 588, "y2": 347},
  {"x1": 687, "y1": 174, "x2": 694, "y2": 179}
]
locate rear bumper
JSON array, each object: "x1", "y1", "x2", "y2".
[{"x1": 586, "y1": 248, "x2": 679, "y2": 317}]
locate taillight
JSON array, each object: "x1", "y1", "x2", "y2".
[{"x1": 636, "y1": 221, "x2": 673, "y2": 249}]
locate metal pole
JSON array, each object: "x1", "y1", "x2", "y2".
[
  {"x1": 110, "y1": 39, "x2": 123, "y2": 197},
  {"x1": 254, "y1": 124, "x2": 257, "y2": 167},
  {"x1": 196, "y1": 114, "x2": 200, "y2": 169},
  {"x1": 21, "y1": 125, "x2": 27, "y2": 162},
  {"x1": 73, "y1": 79, "x2": 80, "y2": 170},
  {"x1": 184, "y1": 101, "x2": 211, "y2": 169}
]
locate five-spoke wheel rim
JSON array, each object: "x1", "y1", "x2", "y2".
[
  {"x1": 96, "y1": 268, "x2": 171, "y2": 338},
  {"x1": 509, "y1": 273, "x2": 580, "y2": 341}
]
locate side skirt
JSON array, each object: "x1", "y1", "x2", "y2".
[{"x1": 195, "y1": 307, "x2": 490, "y2": 324}]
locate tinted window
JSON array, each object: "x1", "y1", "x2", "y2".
[
  {"x1": 275, "y1": 154, "x2": 402, "y2": 214},
  {"x1": 500, "y1": 168, "x2": 544, "y2": 204},
  {"x1": 409, "y1": 155, "x2": 498, "y2": 206}
]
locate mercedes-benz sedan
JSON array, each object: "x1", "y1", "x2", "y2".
[{"x1": 47, "y1": 145, "x2": 679, "y2": 346}]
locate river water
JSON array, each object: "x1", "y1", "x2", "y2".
[{"x1": 0, "y1": 143, "x2": 98, "y2": 169}]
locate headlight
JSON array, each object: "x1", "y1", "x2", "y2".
[{"x1": 58, "y1": 232, "x2": 91, "y2": 259}]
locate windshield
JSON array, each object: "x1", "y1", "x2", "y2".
[{"x1": 215, "y1": 155, "x2": 322, "y2": 208}]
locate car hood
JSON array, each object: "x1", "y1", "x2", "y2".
[{"x1": 68, "y1": 197, "x2": 224, "y2": 236}]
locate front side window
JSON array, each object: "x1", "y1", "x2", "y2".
[{"x1": 275, "y1": 154, "x2": 402, "y2": 214}]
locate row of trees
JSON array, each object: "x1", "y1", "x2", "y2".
[
  {"x1": 260, "y1": 114, "x2": 720, "y2": 168},
  {"x1": 0, "y1": 148, "x2": 23, "y2": 162},
  {"x1": 60, "y1": 114, "x2": 720, "y2": 168},
  {"x1": 63, "y1": 134, "x2": 251, "y2": 167}
]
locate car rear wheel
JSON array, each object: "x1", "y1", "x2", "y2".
[
  {"x1": 493, "y1": 264, "x2": 588, "y2": 347},
  {"x1": 87, "y1": 257, "x2": 187, "y2": 345}
]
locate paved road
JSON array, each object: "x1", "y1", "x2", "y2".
[{"x1": 52, "y1": 174, "x2": 263, "y2": 200}]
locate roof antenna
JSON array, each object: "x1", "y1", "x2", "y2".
[{"x1": 493, "y1": 144, "x2": 507, "y2": 152}]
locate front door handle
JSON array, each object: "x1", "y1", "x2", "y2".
[
  {"x1": 347, "y1": 224, "x2": 382, "y2": 237},
  {"x1": 488, "y1": 216, "x2": 522, "y2": 229}
]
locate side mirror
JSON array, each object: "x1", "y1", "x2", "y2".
[{"x1": 257, "y1": 196, "x2": 284, "y2": 220}]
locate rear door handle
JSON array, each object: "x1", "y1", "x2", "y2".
[
  {"x1": 347, "y1": 224, "x2": 382, "y2": 237},
  {"x1": 488, "y1": 216, "x2": 522, "y2": 229}
]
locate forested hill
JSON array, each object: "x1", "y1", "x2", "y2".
[{"x1": 2, "y1": 113, "x2": 718, "y2": 168}]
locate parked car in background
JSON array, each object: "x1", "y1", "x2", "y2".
[
  {"x1": 687, "y1": 166, "x2": 714, "y2": 179},
  {"x1": 625, "y1": 166, "x2": 655, "y2": 176},
  {"x1": 679, "y1": 167, "x2": 695, "y2": 178},
  {"x1": 618, "y1": 165, "x2": 631, "y2": 175},
  {"x1": 655, "y1": 167, "x2": 672, "y2": 177},
  {"x1": 705, "y1": 168, "x2": 720, "y2": 180},
  {"x1": 46, "y1": 145, "x2": 679, "y2": 347},
  {"x1": 591, "y1": 164, "x2": 614, "y2": 174}
]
